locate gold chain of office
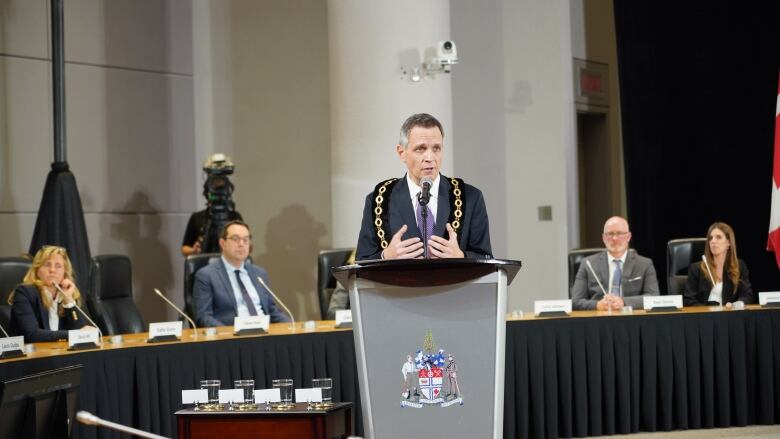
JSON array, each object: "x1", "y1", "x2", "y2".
[{"x1": 372, "y1": 177, "x2": 464, "y2": 249}]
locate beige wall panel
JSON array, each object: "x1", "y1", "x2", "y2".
[
  {"x1": 86, "y1": 212, "x2": 188, "y2": 323},
  {"x1": 66, "y1": 62, "x2": 195, "y2": 213},
  {"x1": 0, "y1": 56, "x2": 52, "y2": 212},
  {"x1": 0, "y1": 213, "x2": 36, "y2": 257},
  {"x1": 229, "y1": 0, "x2": 330, "y2": 321},
  {"x1": 0, "y1": 0, "x2": 48, "y2": 58},
  {"x1": 65, "y1": 0, "x2": 192, "y2": 75}
]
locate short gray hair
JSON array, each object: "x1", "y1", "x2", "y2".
[{"x1": 398, "y1": 113, "x2": 444, "y2": 148}]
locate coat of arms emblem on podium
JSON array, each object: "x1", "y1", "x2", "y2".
[{"x1": 400, "y1": 330, "x2": 463, "y2": 408}]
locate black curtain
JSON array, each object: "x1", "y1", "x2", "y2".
[
  {"x1": 29, "y1": 162, "x2": 92, "y2": 293},
  {"x1": 614, "y1": 0, "x2": 780, "y2": 292}
]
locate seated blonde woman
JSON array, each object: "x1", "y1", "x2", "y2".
[{"x1": 8, "y1": 246, "x2": 92, "y2": 342}]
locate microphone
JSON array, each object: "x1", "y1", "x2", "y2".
[
  {"x1": 418, "y1": 176, "x2": 433, "y2": 206},
  {"x1": 77, "y1": 411, "x2": 170, "y2": 439},
  {"x1": 701, "y1": 255, "x2": 717, "y2": 285},
  {"x1": 255, "y1": 276, "x2": 296, "y2": 331},
  {"x1": 52, "y1": 283, "x2": 103, "y2": 345},
  {"x1": 154, "y1": 288, "x2": 198, "y2": 336},
  {"x1": 584, "y1": 260, "x2": 609, "y2": 298},
  {"x1": 0, "y1": 321, "x2": 9, "y2": 338}
]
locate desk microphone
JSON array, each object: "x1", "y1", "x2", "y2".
[
  {"x1": 255, "y1": 276, "x2": 296, "y2": 331},
  {"x1": 418, "y1": 176, "x2": 433, "y2": 258},
  {"x1": 77, "y1": 411, "x2": 169, "y2": 439},
  {"x1": 154, "y1": 288, "x2": 198, "y2": 336},
  {"x1": 52, "y1": 283, "x2": 103, "y2": 345},
  {"x1": 701, "y1": 255, "x2": 717, "y2": 285},
  {"x1": 584, "y1": 260, "x2": 609, "y2": 298},
  {"x1": 0, "y1": 321, "x2": 9, "y2": 338}
]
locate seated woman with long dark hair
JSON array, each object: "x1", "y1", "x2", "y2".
[
  {"x1": 684, "y1": 222, "x2": 752, "y2": 307},
  {"x1": 8, "y1": 246, "x2": 92, "y2": 342}
]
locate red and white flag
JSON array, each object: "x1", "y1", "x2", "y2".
[{"x1": 767, "y1": 72, "x2": 780, "y2": 268}]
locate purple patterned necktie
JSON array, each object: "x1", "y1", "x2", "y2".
[{"x1": 416, "y1": 202, "x2": 435, "y2": 250}]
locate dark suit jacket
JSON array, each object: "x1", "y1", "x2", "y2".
[
  {"x1": 356, "y1": 175, "x2": 492, "y2": 260},
  {"x1": 192, "y1": 258, "x2": 291, "y2": 327},
  {"x1": 683, "y1": 259, "x2": 752, "y2": 306},
  {"x1": 9, "y1": 284, "x2": 85, "y2": 342},
  {"x1": 571, "y1": 250, "x2": 660, "y2": 310}
]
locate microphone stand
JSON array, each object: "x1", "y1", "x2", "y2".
[
  {"x1": 154, "y1": 288, "x2": 198, "y2": 338},
  {"x1": 53, "y1": 283, "x2": 104, "y2": 345},
  {"x1": 256, "y1": 276, "x2": 296, "y2": 331},
  {"x1": 77, "y1": 411, "x2": 169, "y2": 439}
]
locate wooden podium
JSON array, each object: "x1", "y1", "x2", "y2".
[
  {"x1": 334, "y1": 258, "x2": 521, "y2": 439},
  {"x1": 175, "y1": 402, "x2": 353, "y2": 439}
]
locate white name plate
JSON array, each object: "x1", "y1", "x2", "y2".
[
  {"x1": 219, "y1": 389, "x2": 245, "y2": 404},
  {"x1": 233, "y1": 315, "x2": 269, "y2": 335},
  {"x1": 68, "y1": 328, "x2": 100, "y2": 349},
  {"x1": 295, "y1": 388, "x2": 322, "y2": 403},
  {"x1": 255, "y1": 388, "x2": 281, "y2": 403},
  {"x1": 534, "y1": 300, "x2": 572, "y2": 316},
  {"x1": 181, "y1": 389, "x2": 208, "y2": 404},
  {"x1": 0, "y1": 336, "x2": 26, "y2": 359},
  {"x1": 643, "y1": 295, "x2": 683, "y2": 311},
  {"x1": 335, "y1": 310, "x2": 352, "y2": 328},
  {"x1": 759, "y1": 292, "x2": 780, "y2": 306},
  {"x1": 148, "y1": 321, "x2": 183, "y2": 342}
]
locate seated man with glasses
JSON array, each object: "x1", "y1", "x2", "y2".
[
  {"x1": 192, "y1": 220, "x2": 290, "y2": 326},
  {"x1": 571, "y1": 216, "x2": 660, "y2": 311}
]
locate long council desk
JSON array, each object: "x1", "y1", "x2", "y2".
[
  {"x1": 1, "y1": 307, "x2": 780, "y2": 438},
  {"x1": 0, "y1": 323, "x2": 360, "y2": 439}
]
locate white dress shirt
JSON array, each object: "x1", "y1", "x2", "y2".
[
  {"x1": 607, "y1": 251, "x2": 628, "y2": 295},
  {"x1": 221, "y1": 257, "x2": 265, "y2": 317},
  {"x1": 406, "y1": 173, "x2": 440, "y2": 229}
]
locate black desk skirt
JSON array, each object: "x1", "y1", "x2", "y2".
[
  {"x1": 504, "y1": 309, "x2": 780, "y2": 438},
  {"x1": 1, "y1": 309, "x2": 779, "y2": 439}
]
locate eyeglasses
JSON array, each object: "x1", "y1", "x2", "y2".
[
  {"x1": 603, "y1": 231, "x2": 629, "y2": 238},
  {"x1": 226, "y1": 235, "x2": 252, "y2": 244}
]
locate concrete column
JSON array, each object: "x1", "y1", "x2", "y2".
[{"x1": 328, "y1": 0, "x2": 454, "y2": 248}]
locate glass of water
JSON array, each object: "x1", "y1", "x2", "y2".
[
  {"x1": 272, "y1": 378, "x2": 294, "y2": 409},
  {"x1": 312, "y1": 378, "x2": 333, "y2": 407},
  {"x1": 234, "y1": 379, "x2": 255, "y2": 408},
  {"x1": 200, "y1": 380, "x2": 221, "y2": 407}
]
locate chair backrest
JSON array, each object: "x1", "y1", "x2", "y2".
[
  {"x1": 183, "y1": 253, "x2": 222, "y2": 324},
  {"x1": 317, "y1": 248, "x2": 354, "y2": 320},
  {"x1": 666, "y1": 238, "x2": 707, "y2": 296},
  {"x1": 0, "y1": 257, "x2": 32, "y2": 332},
  {"x1": 567, "y1": 248, "x2": 604, "y2": 292},
  {"x1": 88, "y1": 255, "x2": 145, "y2": 335}
]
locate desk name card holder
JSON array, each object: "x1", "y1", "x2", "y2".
[
  {"x1": 147, "y1": 321, "x2": 182, "y2": 343},
  {"x1": 334, "y1": 310, "x2": 352, "y2": 328},
  {"x1": 67, "y1": 328, "x2": 100, "y2": 350},
  {"x1": 233, "y1": 315, "x2": 269, "y2": 336},
  {"x1": 182, "y1": 389, "x2": 209, "y2": 411},
  {"x1": 0, "y1": 336, "x2": 26, "y2": 359},
  {"x1": 643, "y1": 295, "x2": 683, "y2": 312},
  {"x1": 295, "y1": 388, "x2": 323, "y2": 404},
  {"x1": 759, "y1": 292, "x2": 780, "y2": 308},
  {"x1": 534, "y1": 299, "x2": 572, "y2": 317}
]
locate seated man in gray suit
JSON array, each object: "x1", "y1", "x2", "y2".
[
  {"x1": 193, "y1": 220, "x2": 290, "y2": 326},
  {"x1": 571, "y1": 216, "x2": 659, "y2": 311}
]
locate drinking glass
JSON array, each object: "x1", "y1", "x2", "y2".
[
  {"x1": 234, "y1": 379, "x2": 255, "y2": 404},
  {"x1": 312, "y1": 378, "x2": 333, "y2": 406},
  {"x1": 199, "y1": 380, "x2": 220, "y2": 404},
  {"x1": 272, "y1": 378, "x2": 294, "y2": 408}
]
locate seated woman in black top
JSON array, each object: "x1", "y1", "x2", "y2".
[
  {"x1": 684, "y1": 222, "x2": 752, "y2": 307},
  {"x1": 8, "y1": 246, "x2": 91, "y2": 342}
]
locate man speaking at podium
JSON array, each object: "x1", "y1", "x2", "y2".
[{"x1": 356, "y1": 113, "x2": 492, "y2": 260}]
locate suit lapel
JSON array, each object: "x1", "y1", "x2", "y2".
[
  {"x1": 35, "y1": 292, "x2": 51, "y2": 330},
  {"x1": 434, "y1": 177, "x2": 450, "y2": 238},
  {"x1": 217, "y1": 261, "x2": 239, "y2": 312},
  {"x1": 621, "y1": 251, "x2": 635, "y2": 283},
  {"x1": 392, "y1": 176, "x2": 421, "y2": 239}
]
